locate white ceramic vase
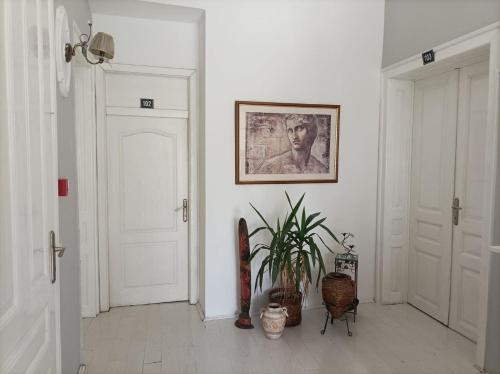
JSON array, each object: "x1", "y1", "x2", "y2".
[{"x1": 260, "y1": 303, "x2": 288, "y2": 339}]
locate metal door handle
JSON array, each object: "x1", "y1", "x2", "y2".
[
  {"x1": 452, "y1": 197, "x2": 462, "y2": 226},
  {"x1": 50, "y1": 230, "x2": 65, "y2": 284},
  {"x1": 183, "y1": 199, "x2": 188, "y2": 222}
]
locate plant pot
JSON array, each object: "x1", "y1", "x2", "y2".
[
  {"x1": 268, "y1": 288, "x2": 302, "y2": 327},
  {"x1": 321, "y1": 272, "x2": 355, "y2": 319},
  {"x1": 260, "y1": 303, "x2": 288, "y2": 339}
]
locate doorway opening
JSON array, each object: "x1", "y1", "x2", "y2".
[
  {"x1": 75, "y1": 63, "x2": 201, "y2": 314},
  {"x1": 407, "y1": 60, "x2": 488, "y2": 342},
  {"x1": 96, "y1": 64, "x2": 199, "y2": 310},
  {"x1": 377, "y1": 24, "x2": 500, "y2": 371},
  {"x1": 76, "y1": 2, "x2": 205, "y2": 321}
]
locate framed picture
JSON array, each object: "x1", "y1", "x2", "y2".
[{"x1": 235, "y1": 101, "x2": 340, "y2": 184}]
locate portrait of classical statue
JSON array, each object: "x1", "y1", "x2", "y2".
[{"x1": 236, "y1": 102, "x2": 340, "y2": 184}]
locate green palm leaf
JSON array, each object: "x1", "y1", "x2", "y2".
[{"x1": 249, "y1": 192, "x2": 341, "y2": 295}]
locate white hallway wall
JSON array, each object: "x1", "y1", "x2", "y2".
[
  {"x1": 92, "y1": 14, "x2": 199, "y2": 68},
  {"x1": 95, "y1": 0, "x2": 385, "y2": 319}
]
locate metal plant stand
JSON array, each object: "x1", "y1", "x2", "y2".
[{"x1": 320, "y1": 253, "x2": 359, "y2": 336}]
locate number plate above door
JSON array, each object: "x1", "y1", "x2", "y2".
[
  {"x1": 140, "y1": 98, "x2": 154, "y2": 109},
  {"x1": 422, "y1": 50, "x2": 435, "y2": 65}
]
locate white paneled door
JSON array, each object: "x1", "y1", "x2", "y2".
[
  {"x1": 449, "y1": 61, "x2": 489, "y2": 341},
  {"x1": 107, "y1": 115, "x2": 189, "y2": 306},
  {"x1": 1, "y1": 0, "x2": 61, "y2": 373},
  {"x1": 409, "y1": 61, "x2": 489, "y2": 341},
  {"x1": 102, "y1": 69, "x2": 190, "y2": 307},
  {"x1": 409, "y1": 70, "x2": 459, "y2": 324}
]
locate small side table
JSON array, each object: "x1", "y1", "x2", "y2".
[{"x1": 320, "y1": 252, "x2": 359, "y2": 336}]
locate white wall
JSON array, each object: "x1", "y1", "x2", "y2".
[
  {"x1": 154, "y1": 0, "x2": 385, "y2": 318},
  {"x1": 92, "y1": 14, "x2": 199, "y2": 68},
  {"x1": 0, "y1": 0, "x2": 13, "y2": 319},
  {"x1": 55, "y1": 0, "x2": 92, "y2": 372},
  {"x1": 486, "y1": 254, "x2": 500, "y2": 373},
  {"x1": 95, "y1": 0, "x2": 385, "y2": 319},
  {"x1": 383, "y1": 0, "x2": 500, "y2": 67}
]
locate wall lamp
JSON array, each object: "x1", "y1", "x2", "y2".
[{"x1": 65, "y1": 21, "x2": 114, "y2": 65}]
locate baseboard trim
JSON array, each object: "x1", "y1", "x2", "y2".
[
  {"x1": 195, "y1": 302, "x2": 205, "y2": 321},
  {"x1": 473, "y1": 364, "x2": 488, "y2": 374},
  {"x1": 204, "y1": 313, "x2": 237, "y2": 321},
  {"x1": 203, "y1": 300, "x2": 375, "y2": 322}
]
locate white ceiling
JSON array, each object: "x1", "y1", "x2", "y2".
[{"x1": 89, "y1": 0, "x2": 203, "y2": 23}]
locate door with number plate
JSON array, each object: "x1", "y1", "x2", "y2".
[
  {"x1": 101, "y1": 70, "x2": 190, "y2": 307},
  {"x1": 409, "y1": 61, "x2": 489, "y2": 342}
]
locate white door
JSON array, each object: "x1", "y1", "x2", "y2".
[
  {"x1": 409, "y1": 62, "x2": 489, "y2": 340},
  {"x1": 106, "y1": 112, "x2": 189, "y2": 307},
  {"x1": 408, "y1": 70, "x2": 459, "y2": 323},
  {"x1": 449, "y1": 61, "x2": 489, "y2": 341},
  {"x1": 0, "y1": 0, "x2": 62, "y2": 373}
]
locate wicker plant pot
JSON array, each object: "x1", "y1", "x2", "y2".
[
  {"x1": 268, "y1": 288, "x2": 302, "y2": 327},
  {"x1": 321, "y1": 272, "x2": 355, "y2": 319}
]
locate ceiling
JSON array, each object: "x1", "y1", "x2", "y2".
[{"x1": 89, "y1": 0, "x2": 203, "y2": 23}]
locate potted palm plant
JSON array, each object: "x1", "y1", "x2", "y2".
[{"x1": 249, "y1": 192, "x2": 339, "y2": 326}]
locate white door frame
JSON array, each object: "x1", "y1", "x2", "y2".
[
  {"x1": 376, "y1": 22, "x2": 500, "y2": 370},
  {"x1": 93, "y1": 63, "x2": 200, "y2": 312},
  {"x1": 73, "y1": 20, "x2": 100, "y2": 318},
  {"x1": 73, "y1": 21, "x2": 100, "y2": 319}
]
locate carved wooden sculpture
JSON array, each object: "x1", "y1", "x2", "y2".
[{"x1": 235, "y1": 218, "x2": 254, "y2": 329}]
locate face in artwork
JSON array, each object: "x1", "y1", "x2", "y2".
[
  {"x1": 285, "y1": 115, "x2": 317, "y2": 152},
  {"x1": 243, "y1": 110, "x2": 335, "y2": 178}
]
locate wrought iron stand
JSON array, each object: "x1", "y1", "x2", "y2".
[{"x1": 320, "y1": 253, "x2": 359, "y2": 336}]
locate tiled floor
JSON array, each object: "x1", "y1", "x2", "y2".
[{"x1": 82, "y1": 302, "x2": 478, "y2": 374}]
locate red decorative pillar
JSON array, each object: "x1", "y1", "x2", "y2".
[{"x1": 235, "y1": 218, "x2": 254, "y2": 329}]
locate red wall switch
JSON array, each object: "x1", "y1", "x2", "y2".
[{"x1": 58, "y1": 178, "x2": 69, "y2": 197}]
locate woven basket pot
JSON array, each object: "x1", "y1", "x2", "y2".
[
  {"x1": 268, "y1": 288, "x2": 302, "y2": 327},
  {"x1": 321, "y1": 272, "x2": 355, "y2": 319}
]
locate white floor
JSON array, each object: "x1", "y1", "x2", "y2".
[{"x1": 82, "y1": 302, "x2": 478, "y2": 374}]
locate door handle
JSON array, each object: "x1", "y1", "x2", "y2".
[
  {"x1": 183, "y1": 199, "x2": 188, "y2": 222},
  {"x1": 49, "y1": 230, "x2": 65, "y2": 284},
  {"x1": 452, "y1": 197, "x2": 462, "y2": 226}
]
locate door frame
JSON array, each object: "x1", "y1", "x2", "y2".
[
  {"x1": 78, "y1": 63, "x2": 200, "y2": 312},
  {"x1": 73, "y1": 22, "x2": 100, "y2": 319},
  {"x1": 376, "y1": 22, "x2": 500, "y2": 370}
]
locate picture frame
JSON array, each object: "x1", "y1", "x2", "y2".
[{"x1": 235, "y1": 101, "x2": 340, "y2": 184}]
